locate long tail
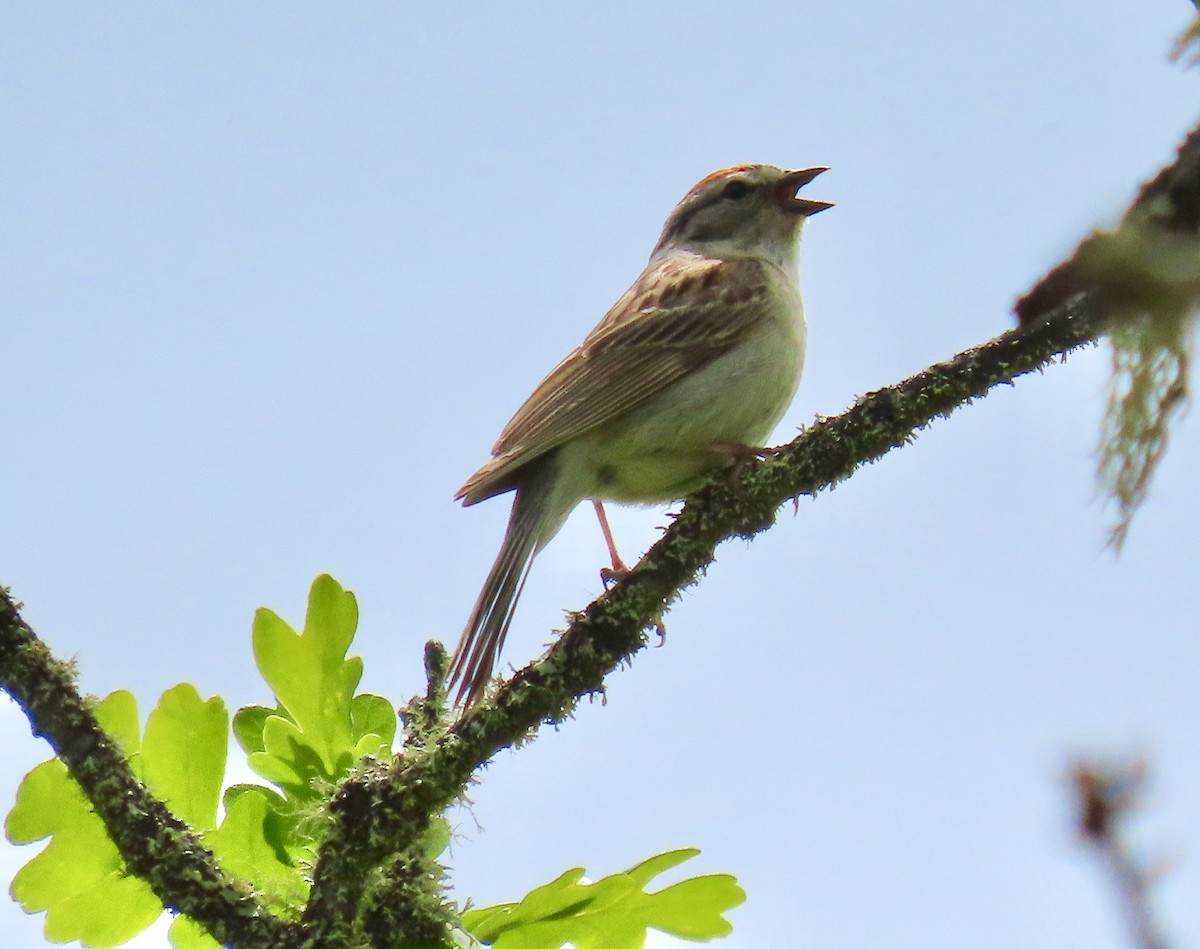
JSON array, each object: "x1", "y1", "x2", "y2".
[{"x1": 449, "y1": 463, "x2": 556, "y2": 709}]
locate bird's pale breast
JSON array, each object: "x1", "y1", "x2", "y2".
[{"x1": 564, "y1": 270, "x2": 806, "y2": 504}]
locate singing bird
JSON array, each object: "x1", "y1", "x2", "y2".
[{"x1": 449, "y1": 164, "x2": 832, "y2": 708}]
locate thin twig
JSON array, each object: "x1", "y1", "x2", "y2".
[{"x1": 1072, "y1": 760, "x2": 1170, "y2": 949}]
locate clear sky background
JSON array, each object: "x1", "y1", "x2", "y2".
[{"x1": 3, "y1": 3, "x2": 1199, "y2": 948}]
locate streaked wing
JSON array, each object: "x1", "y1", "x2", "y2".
[{"x1": 457, "y1": 254, "x2": 775, "y2": 503}]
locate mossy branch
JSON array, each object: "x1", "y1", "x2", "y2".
[
  {"x1": 0, "y1": 588, "x2": 298, "y2": 949},
  {"x1": 1018, "y1": 116, "x2": 1200, "y2": 546},
  {"x1": 299, "y1": 297, "x2": 1106, "y2": 942}
]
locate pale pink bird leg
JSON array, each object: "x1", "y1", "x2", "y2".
[{"x1": 592, "y1": 499, "x2": 630, "y2": 586}]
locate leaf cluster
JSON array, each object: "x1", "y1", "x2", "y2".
[{"x1": 5, "y1": 577, "x2": 742, "y2": 949}]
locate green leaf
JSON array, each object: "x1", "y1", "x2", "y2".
[
  {"x1": 43, "y1": 871, "x2": 162, "y2": 948},
  {"x1": 636, "y1": 874, "x2": 744, "y2": 940},
  {"x1": 461, "y1": 849, "x2": 744, "y2": 949},
  {"x1": 199, "y1": 577, "x2": 398, "y2": 919},
  {"x1": 204, "y1": 787, "x2": 309, "y2": 910},
  {"x1": 232, "y1": 705, "x2": 276, "y2": 756},
  {"x1": 169, "y1": 913, "x2": 220, "y2": 949},
  {"x1": 259, "y1": 714, "x2": 327, "y2": 796},
  {"x1": 251, "y1": 575, "x2": 362, "y2": 776},
  {"x1": 6, "y1": 692, "x2": 163, "y2": 948},
  {"x1": 350, "y1": 692, "x2": 396, "y2": 761},
  {"x1": 92, "y1": 690, "x2": 142, "y2": 760},
  {"x1": 4, "y1": 577, "x2": 400, "y2": 947},
  {"x1": 7, "y1": 693, "x2": 139, "y2": 846},
  {"x1": 241, "y1": 576, "x2": 397, "y2": 811},
  {"x1": 7, "y1": 759, "x2": 83, "y2": 846},
  {"x1": 142, "y1": 684, "x2": 227, "y2": 831},
  {"x1": 221, "y1": 784, "x2": 297, "y2": 860},
  {"x1": 623, "y1": 848, "x2": 699, "y2": 888}
]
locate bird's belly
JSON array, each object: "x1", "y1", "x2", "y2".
[{"x1": 567, "y1": 317, "x2": 805, "y2": 504}]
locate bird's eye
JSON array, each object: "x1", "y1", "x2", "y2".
[{"x1": 722, "y1": 180, "x2": 750, "y2": 200}]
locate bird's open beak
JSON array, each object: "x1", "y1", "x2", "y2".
[{"x1": 775, "y1": 167, "x2": 834, "y2": 216}]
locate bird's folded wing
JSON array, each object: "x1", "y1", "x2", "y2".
[{"x1": 456, "y1": 255, "x2": 773, "y2": 504}]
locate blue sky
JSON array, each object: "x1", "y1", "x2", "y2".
[{"x1": 3, "y1": 3, "x2": 1200, "y2": 947}]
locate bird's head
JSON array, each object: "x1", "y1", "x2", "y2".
[{"x1": 652, "y1": 164, "x2": 832, "y2": 267}]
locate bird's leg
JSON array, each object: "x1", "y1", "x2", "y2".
[
  {"x1": 716, "y1": 441, "x2": 799, "y2": 511},
  {"x1": 592, "y1": 499, "x2": 630, "y2": 586},
  {"x1": 717, "y1": 441, "x2": 782, "y2": 462},
  {"x1": 714, "y1": 441, "x2": 781, "y2": 482}
]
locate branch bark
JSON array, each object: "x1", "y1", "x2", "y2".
[
  {"x1": 0, "y1": 589, "x2": 298, "y2": 949},
  {"x1": 1016, "y1": 116, "x2": 1200, "y2": 324}
]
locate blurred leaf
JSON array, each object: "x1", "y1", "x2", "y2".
[
  {"x1": 462, "y1": 849, "x2": 745, "y2": 949},
  {"x1": 1100, "y1": 313, "x2": 1192, "y2": 549},
  {"x1": 1171, "y1": 14, "x2": 1200, "y2": 65},
  {"x1": 1069, "y1": 219, "x2": 1200, "y2": 549}
]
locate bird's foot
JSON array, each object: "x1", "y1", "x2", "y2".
[
  {"x1": 600, "y1": 560, "x2": 630, "y2": 588},
  {"x1": 717, "y1": 442, "x2": 780, "y2": 483}
]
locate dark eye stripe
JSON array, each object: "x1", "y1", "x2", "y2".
[{"x1": 722, "y1": 180, "x2": 750, "y2": 200}]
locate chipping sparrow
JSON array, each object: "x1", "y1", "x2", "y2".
[{"x1": 449, "y1": 164, "x2": 831, "y2": 708}]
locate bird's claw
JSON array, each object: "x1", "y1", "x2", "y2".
[{"x1": 600, "y1": 563, "x2": 630, "y2": 588}]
